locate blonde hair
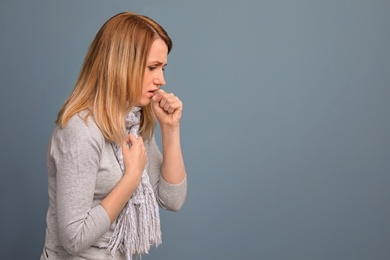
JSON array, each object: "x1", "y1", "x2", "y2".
[{"x1": 56, "y1": 12, "x2": 172, "y2": 143}]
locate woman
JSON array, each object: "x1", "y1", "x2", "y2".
[{"x1": 41, "y1": 12, "x2": 187, "y2": 260}]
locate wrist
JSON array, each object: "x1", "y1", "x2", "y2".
[
  {"x1": 160, "y1": 124, "x2": 180, "y2": 134},
  {"x1": 124, "y1": 168, "x2": 142, "y2": 183}
]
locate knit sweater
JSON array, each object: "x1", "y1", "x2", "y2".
[{"x1": 41, "y1": 112, "x2": 187, "y2": 260}]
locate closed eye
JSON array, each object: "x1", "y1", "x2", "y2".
[{"x1": 148, "y1": 64, "x2": 167, "y2": 72}]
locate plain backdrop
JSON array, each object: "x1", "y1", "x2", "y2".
[{"x1": 1, "y1": 0, "x2": 389, "y2": 259}]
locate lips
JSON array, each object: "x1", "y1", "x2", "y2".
[
  {"x1": 148, "y1": 89, "x2": 158, "y2": 95},
  {"x1": 147, "y1": 89, "x2": 158, "y2": 97}
]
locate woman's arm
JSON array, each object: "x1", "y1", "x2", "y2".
[
  {"x1": 52, "y1": 115, "x2": 111, "y2": 255},
  {"x1": 152, "y1": 90, "x2": 186, "y2": 185},
  {"x1": 146, "y1": 136, "x2": 187, "y2": 211},
  {"x1": 160, "y1": 125, "x2": 186, "y2": 184},
  {"x1": 52, "y1": 115, "x2": 146, "y2": 255}
]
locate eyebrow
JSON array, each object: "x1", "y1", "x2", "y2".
[{"x1": 147, "y1": 61, "x2": 167, "y2": 66}]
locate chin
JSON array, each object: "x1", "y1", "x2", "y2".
[{"x1": 135, "y1": 99, "x2": 151, "y2": 107}]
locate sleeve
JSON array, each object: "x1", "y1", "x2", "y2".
[
  {"x1": 49, "y1": 115, "x2": 111, "y2": 255},
  {"x1": 146, "y1": 136, "x2": 187, "y2": 211}
]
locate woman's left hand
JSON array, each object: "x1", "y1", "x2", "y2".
[{"x1": 152, "y1": 89, "x2": 182, "y2": 128}]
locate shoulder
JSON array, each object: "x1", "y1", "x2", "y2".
[
  {"x1": 53, "y1": 111, "x2": 105, "y2": 148},
  {"x1": 65, "y1": 111, "x2": 100, "y2": 133}
]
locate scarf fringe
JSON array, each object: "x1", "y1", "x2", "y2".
[{"x1": 108, "y1": 107, "x2": 161, "y2": 260}]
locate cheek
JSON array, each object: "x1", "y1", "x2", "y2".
[{"x1": 142, "y1": 71, "x2": 150, "y2": 83}]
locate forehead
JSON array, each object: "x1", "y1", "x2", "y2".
[{"x1": 147, "y1": 39, "x2": 168, "y2": 62}]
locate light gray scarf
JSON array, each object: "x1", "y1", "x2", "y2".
[{"x1": 108, "y1": 107, "x2": 161, "y2": 260}]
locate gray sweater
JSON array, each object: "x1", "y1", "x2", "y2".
[{"x1": 41, "y1": 112, "x2": 187, "y2": 259}]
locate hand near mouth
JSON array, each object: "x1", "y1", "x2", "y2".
[{"x1": 152, "y1": 89, "x2": 182, "y2": 128}]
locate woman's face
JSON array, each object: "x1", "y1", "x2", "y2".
[{"x1": 135, "y1": 38, "x2": 168, "y2": 106}]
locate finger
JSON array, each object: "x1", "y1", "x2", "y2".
[
  {"x1": 155, "y1": 89, "x2": 166, "y2": 95},
  {"x1": 122, "y1": 133, "x2": 137, "y2": 148},
  {"x1": 127, "y1": 133, "x2": 138, "y2": 144},
  {"x1": 137, "y1": 136, "x2": 144, "y2": 145},
  {"x1": 152, "y1": 89, "x2": 167, "y2": 103},
  {"x1": 152, "y1": 91, "x2": 163, "y2": 103},
  {"x1": 167, "y1": 100, "x2": 183, "y2": 113},
  {"x1": 160, "y1": 93, "x2": 176, "y2": 109},
  {"x1": 163, "y1": 101, "x2": 170, "y2": 111},
  {"x1": 159, "y1": 98, "x2": 167, "y2": 108}
]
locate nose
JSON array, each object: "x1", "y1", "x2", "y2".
[{"x1": 154, "y1": 69, "x2": 166, "y2": 87}]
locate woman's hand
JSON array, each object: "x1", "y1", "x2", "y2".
[
  {"x1": 101, "y1": 134, "x2": 147, "y2": 223},
  {"x1": 121, "y1": 133, "x2": 147, "y2": 181},
  {"x1": 152, "y1": 89, "x2": 182, "y2": 128}
]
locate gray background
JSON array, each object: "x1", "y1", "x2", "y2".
[{"x1": 1, "y1": 0, "x2": 389, "y2": 259}]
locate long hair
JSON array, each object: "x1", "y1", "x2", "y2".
[{"x1": 56, "y1": 12, "x2": 172, "y2": 143}]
